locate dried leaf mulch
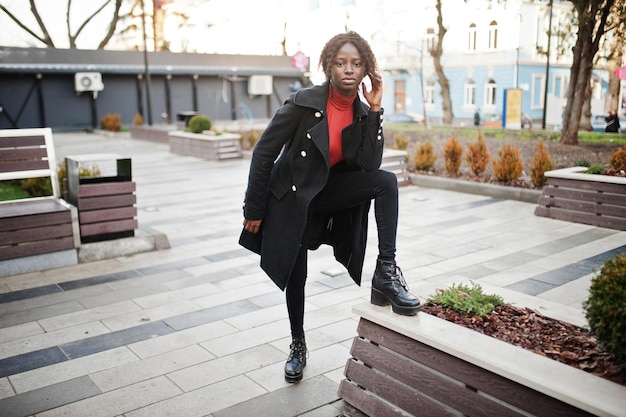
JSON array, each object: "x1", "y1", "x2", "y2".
[{"x1": 421, "y1": 303, "x2": 626, "y2": 386}]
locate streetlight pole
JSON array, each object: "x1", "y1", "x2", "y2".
[
  {"x1": 141, "y1": 0, "x2": 153, "y2": 125},
  {"x1": 541, "y1": 0, "x2": 553, "y2": 130}
]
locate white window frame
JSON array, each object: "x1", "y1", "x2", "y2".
[
  {"x1": 468, "y1": 23, "x2": 477, "y2": 51},
  {"x1": 488, "y1": 21, "x2": 498, "y2": 49},
  {"x1": 531, "y1": 73, "x2": 545, "y2": 110},
  {"x1": 464, "y1": 81, "x2": 476, "y2": 107},
  {"x1": 484, "y1": 80, "x2": 497, "y2": 109},
  {"x1": 425, "y1": 81, "x2": 435, "y2": 108},
  {"x1": 553, "y1": 74, "x2": 567, "y2": 99}
]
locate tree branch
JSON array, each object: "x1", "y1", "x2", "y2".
[{"x1": 29, "y1": 0, "x2": 54, "y2": 47}]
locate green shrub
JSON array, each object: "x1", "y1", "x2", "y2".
[
  {"x1": 413, "y1": 141, "x2": 437, "y2": 171},
  {"x1": 20, "y1": 177, "x2": 52, "y2": 197},
  {"x1": 57, "y1": 162, "x2": 101, "y2": 195},
  {"x1": 428, "y1": 282, "x2": 505, "y2": 317},
  {"x1": 186, "y1": 115, "x2": 212, "y2": 133},
  {"x1": 583, "y1": 254, "x2": 626, "y2": 365},
  {"x1": 586, "y1": 164, "x2": 606, "y2": 175},
  {"x1": 574, "y1": 158, "x2": 591, "y2": 167}
]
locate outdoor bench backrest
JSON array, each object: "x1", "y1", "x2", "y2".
[{"x1": 0, "y1": 127, "x2": 60, "y2": 202}]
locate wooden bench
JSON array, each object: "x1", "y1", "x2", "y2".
[
  {"x1": 382, "y1": 149, "x2": 410, "y2": 186},
  {"x1": 0, "y1": 128, "x2": 79, "y2": 271},
  {"x1": 168, "y1": 131, "x2": 243, "y2": 160},
  {"x1": 535, "y1": 167, "x2": 626, "y2": 231},
  {"x1": 338, "y1": 303, "x2": 621, "y2": 417}
]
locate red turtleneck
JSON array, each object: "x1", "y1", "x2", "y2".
[{"x1": 327, "y1": 85, "x2": 355, "y2": 167}]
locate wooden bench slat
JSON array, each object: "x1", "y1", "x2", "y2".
[
  {"x1": 547, "y1": 177, "x2": 625, "y2": 194},
  {"x1": 338, "y1": 380, "x2": 411, "y2": 417},
  {"x1": 80, "y1": 219, "x2": 138, "y2": 237},
  {"x1": 79, "y1": 207, "x2": 137, "y2": 224},
  {"x1": 538, "y1": 195, "x2": 626, "y2": 217},
  {"x1": 343, "y1": 359, "x2": 458, "y2": 417},
  {"x1": 0, "y1": 236, "x2": 75, "y2": 261},
  {"x1": 0, "y1": 135, "x2": 46, "y2": 147},
  {"x1": 77, "y1": 194, "x2": 136, "y2": 211},
  {"x1": 0, "y1": 147, "x2": 49, "y2": 161},
  {"x1": 541, "y1": 185, "x2": 626, "y2": 206},
  {"x1": 0, "y1": 160, "x2": 51, "y2": 173},
  {"x1": 77, "y1": 181, "x2": 136, "y2": 197},
  {"x1": 0, "y1": 223, "x2": 74, "y2": 245}
]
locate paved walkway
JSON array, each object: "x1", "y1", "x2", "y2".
[{"x1": 0, "y1": 131, "x2": 624, "y2": 417}]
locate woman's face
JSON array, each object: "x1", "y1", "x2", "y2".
[{"x1": 330, "y1": 42, "x2": 366, "y2": 98}]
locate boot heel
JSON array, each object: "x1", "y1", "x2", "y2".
[{"x1": 371, "y1": 288, "x2": 389, "y2": 306}]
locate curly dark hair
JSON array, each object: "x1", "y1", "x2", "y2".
[{"x1": 318, "y1": 31, "x2": 378, "y2": 81}]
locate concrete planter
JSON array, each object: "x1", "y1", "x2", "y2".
[
  {"x1": 168, "y1": 131, "x2": 242, "y2": 160},
  {"x1": 339, "y1": 303, "x2": 626, "y2": 417},
  {"x1": 535, "y1": 167, "x2": 626, "y2": 231}
]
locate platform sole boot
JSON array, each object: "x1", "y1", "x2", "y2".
[
  {"x1": 371, "y1": 259, "x2": 420, "y2": 316},
  {"x1": 284, "y1": 336, "x2": 307, "y2": 383}
]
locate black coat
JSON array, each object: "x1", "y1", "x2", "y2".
[{"x1": 239, "y1": 82, "x2": 385, "y2": 290}]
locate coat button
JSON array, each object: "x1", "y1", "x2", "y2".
[
  {"x1": 377, "y1": 135, "x2": 382, "y2": 141},
  {"x1": 315, "y1": 111, "x2": 322, "y2": 118},
  {"x1": 292, "y1": 185, "x2": 297, "y2": 192},
  {"x1": 301, "y1": 150, "x2": 307, "y2": 157},
  {"x1": 306, "y1": 133, "x2": 312, "y2": 139}
]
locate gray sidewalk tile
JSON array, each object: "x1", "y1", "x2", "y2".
[
  {"x1": 0, "y1": 376, "x2": 100, "y2": 417},
  {"x1": 0, "y1": 347, "x2": 68, "y2": 378}
]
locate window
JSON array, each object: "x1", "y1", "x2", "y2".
[
  {"x1": 464, "y1": 80, "x2": 476, "y2": 107},
  {"x1": 531, "y1": 74, "x2": 545, "y2": 109},
  {"x1": 488, "y1": 21, "x2": 498, "y2": 49},
  {"x1": 484, "y1": 79, "x2": 497, "y2": 107},
  {"x1": 425, "y1": 80, "x2": 435, "y2": 106},
  {"x1": 468, "y1": 23, "x2": 477, "y2": 51},
  {"x1": 553, "y1": 74, "x2": 567, "y2": 99},
  {"x1": 426, "y1": 27, "x2": 436, "y2": 51}
]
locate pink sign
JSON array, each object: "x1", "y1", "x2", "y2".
[
  {"x1": 615, "y1": 66, "x2": 626, "y2": 80},
  {"x1": 291, "y1": 51, "x2": 309, "y2": 71}
]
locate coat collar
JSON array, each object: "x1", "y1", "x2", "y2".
[{"x1": 292, "y1": 82, "x2": 369, "y2": 118}]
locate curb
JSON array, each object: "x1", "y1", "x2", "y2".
[{"x1": 409, "y1": 173, "x2": 542, "y2": 204}]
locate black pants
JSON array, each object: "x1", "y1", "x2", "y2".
[{"x1": 286, "y1": 168, "x2": 399, "y2": 338}]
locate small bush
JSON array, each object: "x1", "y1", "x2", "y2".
[
  {"x1": 583, "y1": 254, "x2": 626, "y2": 365},
  {"x1": 240, "y1": 130, "x2": 261, "y2": 150},
  {"x1": 529, "y1": 142, "x2": 553, "y2": 187},
  {"x1": 100, "y1": 113, "x2": 122, "y2": 132},
  {"x1": 573, "y1": 158, "x2": 591, "y2": 167},
  {"x1": 132, "y1": 113, "x2": 144, "y2": 126},
  {"x1": 413, "y1": 141, "x2": 437, "y2": 171},
  {"x1": 586, "y1": 164, "x2": 606, "y2": 175},
  {"x1": 186, "y1": 115, "x2": 212, "y2": 133},
  {"x1": 443, "y1": 134, "x2": 463, "y2": 176},
  {"x1": 20, "y1": 177, "x2": 52, "y2": 197},
  {"x1": 492, "y1": 144, "x2": 524, "y2": 182},
  {"x1": 57, "y1": 161, "x2": 101, "y2": 195},
  {"x1": 465, "y1": 131, "x2": 490, "y2": 176},
  {"x1": 428, "y1": 282, "x2": 505, "y2": 317},
  {"x1": 609, "y1": 146, "x2": 626, "y2": 171},
  {"x1": 393, "y1": 133, "x2": 409, "y2": 150}
]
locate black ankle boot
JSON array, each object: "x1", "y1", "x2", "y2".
[
  {"x1": 284, "y1": 336, "x2": 307, "y2": 383},
  {"x1": 371, "y1": 259, "x2": 420, "y2": 316}
]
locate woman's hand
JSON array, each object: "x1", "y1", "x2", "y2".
[
  {"x1": 243, "y1": 218, "x2": 262, "y2": 234},
  {"x1": 362, "y1": 72, "x2": 382, "y2": 112}
]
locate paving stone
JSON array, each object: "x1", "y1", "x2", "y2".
[
  {"x1": 163, "y1": 300, "x2": 260, "y2": 331},
  {"x1": 0, "y1": 376, "x2": 100, "y2": 417}
]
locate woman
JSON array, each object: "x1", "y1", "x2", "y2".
[{"x1": 239, "y1": 32, "x2": 420, "y2": 383}]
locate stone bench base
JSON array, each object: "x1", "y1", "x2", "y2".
[{"x1": 168, "y1": 131, "x2": 242, "y2": 160}]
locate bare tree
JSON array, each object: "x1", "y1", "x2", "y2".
[
  {"x1": 428, "y1": 0, "x2": 454, "y2": 125},
  {"x1": 0, "y1": 0, "x2": 123, "y2": 49},
  {"x1": 560, "y1": 0, "x2": 614, "y2": 145}
]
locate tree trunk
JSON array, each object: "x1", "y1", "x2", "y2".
[
  {"x1": 430, "y1": 0, "x2": 454, "y2": 125},
  {"x1": 560, "y1": 0, "x2": 614, "y2": 145}
]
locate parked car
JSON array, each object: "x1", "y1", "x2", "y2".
[{"x1": 385, "y1": 112, "x2": 424, "y2": 124}]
